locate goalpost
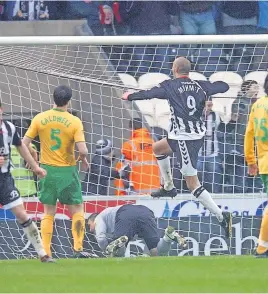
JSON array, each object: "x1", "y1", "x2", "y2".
[{"x1": 0, "y1": 35, "x2": 267, "y2": 258}]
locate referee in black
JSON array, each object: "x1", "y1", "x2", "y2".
[{"x1": 0, "y1": 101, "x2": 54, "y2": 262}]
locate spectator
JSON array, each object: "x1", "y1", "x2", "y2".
[
  {"x1": 119, "y1": 1, "x2": 179, "y2": 74},
  {"x1": 114, "y1": 154, "x2": 134, "y2": 196},
  {"x1": 4, "y1": 0, "x2": 67, "y2": 21},
  {"x1": 67, "y1": 1, "x2": 96, "y2": 23},
  {"x1": 217, "y1": 80, "x2": 262, "y2": 193},
  {"x1": 82, "y1": 139, "x2": 128, "y2": 195},
  {"x1": 115, "y1": 118, "x2": 160, "y2": 195},
  {"x1": 197, "y1": 101, "x2": 223, "y2": 193},
  {"x1": 220, "y1": 1, "x2": 258, "y2": 34},
  {"x1": 48, "y1": 1, "x2": 67, "y2": 20},
  {"x1": 179, "y1": 1, "x2": 216, "y2": 35},
  {"x1": 257, "y1": 1, "x2": 268, "y2": 34},
  {"x1": 0, "y1": 1, "x2": 5, "y2": 20},
  {"x1": 69, "y1": 1, "x2": 128, "y2": 72},
  {"x1": 69, "y1": 1, "x2": 127, "y2": 36},
  {"x1": 220, "y1": 81, "x2": 259, "y2": 154},
  {"x1": 120, "y1": 1, "x2": 179, "y2": 35},
  {"x1": 5, "y1": 0, "x2": 55, "y2": 21}
]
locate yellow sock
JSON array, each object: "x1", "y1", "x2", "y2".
[
  {"x1": 257, "y1": 208, "x2": 268, "y2": 254},
  {"x1": 41, "y1": 215, "x2": 54, "y2": 257},
  {"x1": 72, "y1": 212, "x2": 85, "y2": 252}
]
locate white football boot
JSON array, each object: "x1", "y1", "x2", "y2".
[{"x1": 105, "y1": 236, "x2": 129, "y2": 257}]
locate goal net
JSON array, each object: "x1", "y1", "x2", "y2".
[{"x1": 0, "y1": 35, "x2": 267, "y2": 259}]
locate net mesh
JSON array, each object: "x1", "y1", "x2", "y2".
[{"x1": 0, "y1": 41, "x2": 267, "y2": 258}]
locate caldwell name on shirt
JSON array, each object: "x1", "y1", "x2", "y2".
[{"x1": 41, "y1": 116, "x2": 72, "y2": 128}]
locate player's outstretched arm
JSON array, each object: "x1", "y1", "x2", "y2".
[
  {"x1": 198, "y1": 81, "x2": 229, "y2": 96},
  {"x1": 16, "y1": 143, "x2": 46, "y2": 178},
  {"x1": 122, "y1": 84, "x2": 167, "y2": 101}
]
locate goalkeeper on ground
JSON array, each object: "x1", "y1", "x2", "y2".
[
  {"x1": 244, "y1": 74, "x2": 268, "y2": 257},
  {"x1": 23, "y1": 85, "x2": 91, "y2": 258},
  {"x1": 88, "y1": 204, "x2": 186, "y2": 257}
]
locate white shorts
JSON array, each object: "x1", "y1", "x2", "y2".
[{"x1": 167, "y1": 138, "x2": 204, "y2": 176}]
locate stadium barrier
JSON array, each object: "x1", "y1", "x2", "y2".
[
  {"x1": 0, "y1": 196, "x2": 263, "y2": 259},
  {"x1": 0, "y1": 19, "x2": 86, "y2": 36},
  {"x1": 0, "y1": 195, "x2": 264, "y2": 220},
  {"x1": 0, "y1": 217, "x2": 260, "y2": 259}
]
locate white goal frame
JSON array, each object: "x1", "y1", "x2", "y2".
[
  {"x1": 0, "y1": 34, "x2": 267, "y2": 259},
  {"x1": 0, "y1": 34, "x2": 267, "y2": 45},
  {"x1": 2, "y1": 33, "x2": 268, "y2": 203}
]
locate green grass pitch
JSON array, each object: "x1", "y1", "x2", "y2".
[{"x1": 0, "y1": 256, "x2": 267, "y2": 293}]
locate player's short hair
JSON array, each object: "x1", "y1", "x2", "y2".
[
  {"x1": 264, "y1": 74, "x2": 268, "y2": 95},
  {"x1": 88, "y1": 213, "x2": 99, "y2": 223},
  {"x1": 129, "y1": 118, "x2": 143, "y2": 130},
  {"x1": 240, "y1": 80, "x2": 258, "y2": 94},
  {"x1": 173, "y1": 57, "x2": 191, "y2": 75},
  {"x1": 53, "y1": 85, "x2": 72, "y2": 107}
]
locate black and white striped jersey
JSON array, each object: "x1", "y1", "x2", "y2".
[
  {"x1": 199, "y1": 111, "x2": 221, "y2": 157},
  {"x1": 0, "y1": 121, "x2": 21, "y2": 174},
  {"x1": 128, "y1": 77, "x2": 229, "y2": 140}
]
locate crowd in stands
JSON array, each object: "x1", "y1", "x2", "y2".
[
  {"x1": 0, "y1": 1, "x2": 267, "y2": 35},
  {"x1": 66, "y1": 1, "x2": 267, "y2": 77},
  {"x1": 1, "y1": 1, "x2": 267, "y2": 78}
]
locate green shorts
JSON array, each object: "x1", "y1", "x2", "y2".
[
  {"x1": 39, "y1": 164, "x2": 83, "y2": 206},
  {"x1": 261, "y1": 175, "x2": 268, "y2": 195}
]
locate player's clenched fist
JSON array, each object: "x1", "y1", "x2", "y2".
[
  {"x1": 0, "y1": 156, "x2": 5, "y2": 167},
  {"x1": 77, "y1": 155, "x2": 90, "y2": 172},
  {"x1": 248, "y1": 163, "x2": 258, "y2": 176},
  {"x1": 122, "y1": 90, "x2": 136, "y2": 101},
  {"x1": 122, "y1": 92, "x2": 130, "y2": 100},
  {"x1": 33, "y1": 166, "x2": 47, "y2": 178}
]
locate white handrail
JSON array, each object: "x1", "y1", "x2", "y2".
[{"x1": 0, "y1": 35, "x2": 267, "y2": 45}]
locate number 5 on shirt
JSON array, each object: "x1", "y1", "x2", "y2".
[
  {"x1": 254, "y1": 118, "x2": 268, "y2": 142},
  {"x1": 50, "y1": 129, "x2": 61, "y2": 151}
]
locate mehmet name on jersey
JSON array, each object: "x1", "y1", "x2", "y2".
[{"x1": 178, "y1": 82, "x2": 202, "y2": 94}]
